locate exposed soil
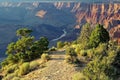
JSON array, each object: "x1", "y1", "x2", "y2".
[{"x1": 23, "y1": 50, "x2": 84, "y2": 80}]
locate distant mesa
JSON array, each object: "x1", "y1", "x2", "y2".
[
  {"x1": 36, "y1": 10, "x2": 47, "y2": 18},
  {"x1": 74, "y1": 25, "x2": 80, "y2": 29}
]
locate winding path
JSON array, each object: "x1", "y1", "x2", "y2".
[
  {"x1": 23, "y1": 50, "x2": 84, "y2": 80},
  {"x1": 51, "y1": 29, "x2": 67, "y2": 42}
]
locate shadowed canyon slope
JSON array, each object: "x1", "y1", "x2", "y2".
[{"x1": 0, "y1": 2, "x2": 120, "y2": 56}]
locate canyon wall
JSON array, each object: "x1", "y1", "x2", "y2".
[{"x1": 54, "y1": 2, "x2": 120, "y2": 42}]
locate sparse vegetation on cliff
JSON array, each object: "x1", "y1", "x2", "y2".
[
  {"x1": 0, "y1": 28, "x2": 50, "y2": 79},
  {"x1": 0, "y1": 23, "x2": 120, "y2": 80}
]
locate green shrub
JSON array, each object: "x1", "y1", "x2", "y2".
[
  {"x1": 65, "y1": 48, "x2": 78, "y2": 63},
  {"x1": 95, "y1": 43, "x2": 107, "y2": 54},
  {"x1": 64, "y1": 41, "x2": 70, "y2": 47},
  {"x1": 66, "y1": 48, "x2": 77, "y2": 56},
  {"x1": 72, "y1": 72, "x2": 88, "y2": 80},
  {"x1": 65, "y1": 55, "x2": 78, "y2": 64},
  {"x1": 87, "y1": 49, "x2": 94, "y2": 59},
  {"x1": 19, "y1": 62, "x2": 30, "y2": 76},
  {"x1": 30, "y1": 61, "x2": 39, "y2": 70},
  {"x1": 74, "y1": 45, "x2": 82, "y2": 54},
  {"x1": 49, "y1": 47, "x2": 57, "y2": 51},
  {"x1": 83, "y1": 56, "x2": 113, "y2": 80},
  {"x1": 7, "y1": 54, "x2": 19, "y2": 64},
  {"x1": 57, "y1": 41, "x2": 64, "y2": 49},
  {"x1": 1, "y1": 59, "x2": 9, "y2": 67},
  {"x1": 80, "y1": 50, "x2": 87, "y2": 56},
  {"x1": 77, "y1": 23, "x2": 92, "y2": 49},
  {"x1": 6, "y1": 66, "x2": 15, "y2": 74},
  {"x1": 14, "y1": 69, "x2": 19, "y2": 76},
  {"x1": 88, "y1": 24, "x2": 109, "y2": 48},
  {"x1": 3, "y1": 73, "x2": 15, "y2": 80},
  {"x1": 5, "y1": 64, "x2": 18, "y2": 75},
  {"x1": 41, "y1": 53, "x2": 50, "y2": 62},
  {"x1": 65, "y1": 55, "x2": 71, "y2": 63},
  {"x1": 5, "y1": 28, "x2": 49, "y2": 63}
]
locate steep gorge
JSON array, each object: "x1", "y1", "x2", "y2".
[{"x1": 0, "y1": 2, "x2": 119, "y2": 56}]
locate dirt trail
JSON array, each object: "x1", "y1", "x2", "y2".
[{"x1": 23, "y1": 50, "x2": 83, "y2": 80}]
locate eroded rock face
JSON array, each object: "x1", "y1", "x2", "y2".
[
  {"x1": 75, "y1": 3, "x2": 120, "y2": 28},
  {"x1": 53, "y1": 2, "x2": 120, "y2": 41},
  {"x1": 54, "y1": 2, "x2": 120, "y2": 28}
]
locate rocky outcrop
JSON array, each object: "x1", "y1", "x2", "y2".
[
  {"x1": 54, "y1": 2, "x2": 120, "y2": 29},
  {"x1": 36, "y1": 10, "x2": 47, "y2": 18}
]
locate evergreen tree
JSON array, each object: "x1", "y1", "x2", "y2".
[
  {"x1": 77, "y1": 23, "x2": 92, "y2": 49},
  {"x1": 16, "y1": 28, "x2": 32, "y2": 37},
  {"x1": 89, "y1": 24, "x2": 110, "y2": 48},
  {"x1": 6, "y1": 28, "x2": 49, "y2": 63}
]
